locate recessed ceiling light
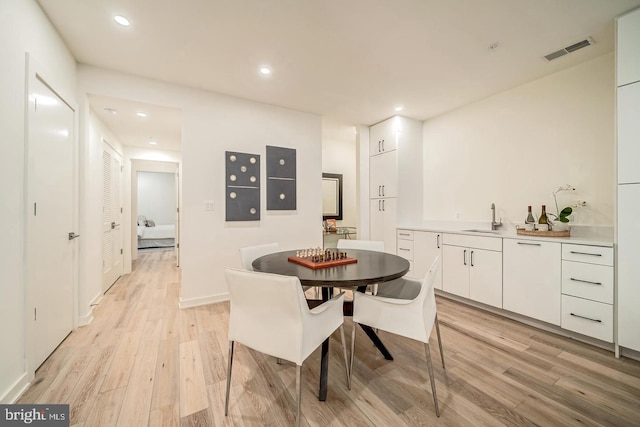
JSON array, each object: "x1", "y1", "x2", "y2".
[
  {"x1": 259, "y1": 67, "x2": 271, "y2": 76},
  {"x1": 114, "y1": 15, "x2": 130, "y2": 26},
  {"x1": 104, "y1": 107, "x2": 117, "y2": 114},
  {"x1": 394, "y1": 106, "x2": 404, "y2": 112},
  {"x1": 148, "y1": 140, "x2": 157, "y2": 145},
  {"x1": 136, "y1": 112, "x2": 147, "y2": 118}
]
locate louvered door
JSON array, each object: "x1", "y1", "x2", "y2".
[{"x1": 102, "y1": 143, "x2": 123, "y2": 291}]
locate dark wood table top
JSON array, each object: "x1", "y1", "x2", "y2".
[{"x1": 252, "y1": 249, "x2": 410, "y2": 287}]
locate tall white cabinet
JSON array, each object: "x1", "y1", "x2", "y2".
[
  {"x1": 617, "y1": 8, "x2": 640, "y2": 353},
  {"x1": 369, "y1": 116, "x2": 422, "y2": 254}
]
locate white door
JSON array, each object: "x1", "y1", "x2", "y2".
[
  {"x1": 175, "y1": 170, "x2": 180, "y2": 267},
  {"x1": 27, "y1": 74, "x2": 75, "y2": 369},
  {"x1": 102, "y1": 143, "x2": 123, "y2": 291}
]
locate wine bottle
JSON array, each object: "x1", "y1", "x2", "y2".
[
  {"x1": 526, "y1": 206, "x2": 535, "y2": 224},
  {"x1": 538, "y1": 205, "x2": 548, "y2": 225}
]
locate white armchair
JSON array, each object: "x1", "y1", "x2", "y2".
[
  {"x1": 336, "y1": 239, "x2": 385, "y2": 294},
  {"x1": 240, "y1": 243, "x2": 316, "y2": 297},
  {"x1": 350, "y1": 256, "x2": 445, "y2": 416},
  {"x1": 239, "y1": 242, "x2": 279, "y2": 271},
  {"x1": 224, "y1": 268, "x2": 350, "y2": 427}
]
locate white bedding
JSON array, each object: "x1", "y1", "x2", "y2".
[{"x1": 137, "y1": 224, "x2": 175, "y2": 239}]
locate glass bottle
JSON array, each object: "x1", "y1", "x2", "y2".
[
  {"x1": 538, "y1": 205, "x2": 548, "y2": 225},
  {"x1": 526, "y1": 206, "x2": 535, "y2": 224}
]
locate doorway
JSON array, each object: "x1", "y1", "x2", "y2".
[
  {"x1": 26, "y1": 62, "x2": 77, "y2": 370},
  {"x1": 131, "y1": 160, "x2": 180, "y2": 267}
]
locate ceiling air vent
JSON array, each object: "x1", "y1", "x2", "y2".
[{"x1": 544, "y1": 37, "x2": 595, "y2": 62}]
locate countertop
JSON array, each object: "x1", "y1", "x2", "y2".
[{"x1": 398, "y1": 221, "x2": 614, "y2": 247}]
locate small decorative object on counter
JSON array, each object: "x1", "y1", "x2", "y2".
[
  {"x1": 538, "y1": 205, "x2": 548, "y2": 226},
  {"x1": 548, "y1": 184, "x2": 587, "y2": 227},
  {"x1": 526, "y1": 206, "x2": 536, "y2": 224}
]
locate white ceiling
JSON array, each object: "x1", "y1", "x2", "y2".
[
  {"x1": 88, "y1": 94, "x2": 182, "y2": 151},
  {"x1": 38, "y1": 0, "x2": 640, "y2": 151}
]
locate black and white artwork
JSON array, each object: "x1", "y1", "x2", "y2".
[
  {"x1": 266, "y1": 145, "x2": 296, "y2": 211},
  {"x1": 225, "y1": 151, "x2": 260, "y2": 221}
]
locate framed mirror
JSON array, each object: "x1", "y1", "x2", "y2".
[{"x1": 322, "y1": 173, "x2": 342, "y2": 220}]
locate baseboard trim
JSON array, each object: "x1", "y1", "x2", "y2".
[
  {"x1": 179, "y1": 293, "x2": 229, "y2": 309},
  {"x1": 0, "y1": 372, "x2": 29, "y2": 404},
  {"x1": 435, "y1": 289, "x2": 615, "y2": 353},
  {"x1": 77, "y1": 292, "x2": 103, "y2": 327}
]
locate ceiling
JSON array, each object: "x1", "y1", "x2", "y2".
[{"x1": 38, "y1": 0, "x2": 640, "y2": 151}]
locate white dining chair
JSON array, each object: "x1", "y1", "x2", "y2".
[
  {"x1": 349, "y1": 256, "x2": 445, "y2": 416},
  {"x1": 239, "y1": 242, "x2": 279, "y2": 271},
  {"x1": 337, "y1": 239, "x2": 385, "y2": 294},
  {"x1": 224, "y1": 268, "x2": 350, "y2": 427},
  {"x1": 240, "y1": 243, "x2": 317, "y2": 298}
]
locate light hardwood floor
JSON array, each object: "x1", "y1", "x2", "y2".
[{"x1": 19, "y1": 251, "x2": 640, "y2": 426}]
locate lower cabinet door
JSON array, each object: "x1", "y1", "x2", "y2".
[
  {"x1": 503, "y1": 239, "x2": 561, "y2": 325},
  {"x1": 442, "y1": 245, "x2": 469, "y2": 298},
  {"x1": 469, "y1": 249, "x2": 502, "y2": 308},
  {"x1": 561, "y1": 295, "x2": 613, "y2": 343}
]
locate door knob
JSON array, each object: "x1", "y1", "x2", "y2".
[
  {"x1": 68, "y1": 232, "x2": 80, "y2": 240},
  {"x1": 111, "y1": 222, "x2": 120, "y2": 229}
]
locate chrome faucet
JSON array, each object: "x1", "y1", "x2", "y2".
[{"x1": 491, "y1": 203, "x2": 502, "y2": 230}]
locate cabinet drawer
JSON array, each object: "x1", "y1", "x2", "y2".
[
  {"x1": 562, "y1": 244, "x2": 613, "y2": 266},
  {"x1": 397, "y1": 239, "x2": 414, "y2": 260},
  {"x1": 443, "y1": 233, "x2": 502, "y2": 252},
  {"x1": 561, "y1": 295, "x2": 613, "y2": 342},
  {"x1": 397, "y1": 229, "x2": 414, "y2": 240},
  {"x1": 562, "y1": 261, "x2": 613, "y2": 304}
]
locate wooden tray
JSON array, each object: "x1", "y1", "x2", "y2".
[
  {"x1": 288, "y1": 256, "x2": 357, "y2": 270},
  {"x1": 516, "y1": 228, "x2": 570, "y2": 237}
]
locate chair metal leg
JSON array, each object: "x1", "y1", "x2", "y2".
[
  {"x1": 225, "y1": 341, "x2": 235, "y2": 416},
  {"x1": 295, "y1": 364, "x2": 302, "y2": 427},
  {"x1": 424, "y1": 342, "x2": 440, "y2": 417},
  {"x1": 339, "y1": 325, "x2": 350, "y2": 390},
  {"x1": 435, "y1": 314, "x2": 445, "y2": 369},
  {"x1": 349, "y1": 321, "x2": 357, "y2": 386}
]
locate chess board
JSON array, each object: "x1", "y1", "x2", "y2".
[{"x1": 288, "y1": 255, "x2": 357, "y2": 270}]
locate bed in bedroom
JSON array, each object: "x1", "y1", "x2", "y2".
[{"x1": 137, "y1": 215, "x2": 175, "y2": 249}]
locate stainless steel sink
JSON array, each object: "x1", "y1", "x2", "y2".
[{"x1": 461, "y1": 229, "x2": 502, "y2": 234}]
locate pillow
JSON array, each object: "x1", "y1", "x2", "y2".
[
  {"x1": 145, "y1": 219, "x2": 156, "y2": 227},
  {"x1": 137, "y1": 215, "x2": 147, "y2": 226}
]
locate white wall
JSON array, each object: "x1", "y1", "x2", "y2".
[
  {"x1": 322, "y1": 131, "x2": 357, "y2": 227},
  {"x1": 77, "y1": 65, "x2": 322, "y2": 309},
  {"x1": 0, "y1": 0, "x2": 77, "y2": 402},
  {"x1": 422, "y1": 54, "x2": 615, "y2": 227},
  {"x1": 137, "y1": 172, "x2": 176, "y2": 225},
  {"x1": 77, "y1": 110, "x2": 125, "y2": 326}
]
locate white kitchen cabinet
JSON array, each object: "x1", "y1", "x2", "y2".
[
  {"x1": 561, "y1": 295, "x2": 613, "y2": 343},
  {"x1": 617, "y1": 8, "x2": 640, "y2": 353},
  {"x1": 503, "y1": 239, "x2": 561, "y2": 325},
  {"x1": 560, "y1": 244, "x2": 614, "y2": 343},
  {"x1": 414, "y1": 231, "x2": 443, "y2": 289},
  {"x1": 442, "y1": 234, "x2": 502, "y2": 308},
  {"x1": 617, "y1": 8, "x2": 640, "y2": 87},
  {"x1": 617, "y1": 83, "x2": 640, "y2": 184},
  {"x1": 370, "y1": 198, "x2": 397, "y2": 254},
  {"x1": 397, "y1": 229, "x2": 414, "y2": 276},
  {"x1": 370, "y1": 119, "x2": 398, "y2": 155},
  {"x1": 368, "y1": 116, "x2": 422, "y2": 252},
  {"x1": 618, "y1": 184, "x2": 640, "y2": 351},
  {"x1": 369, "y1": 150, "x2": 397, "y2": 198}
]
